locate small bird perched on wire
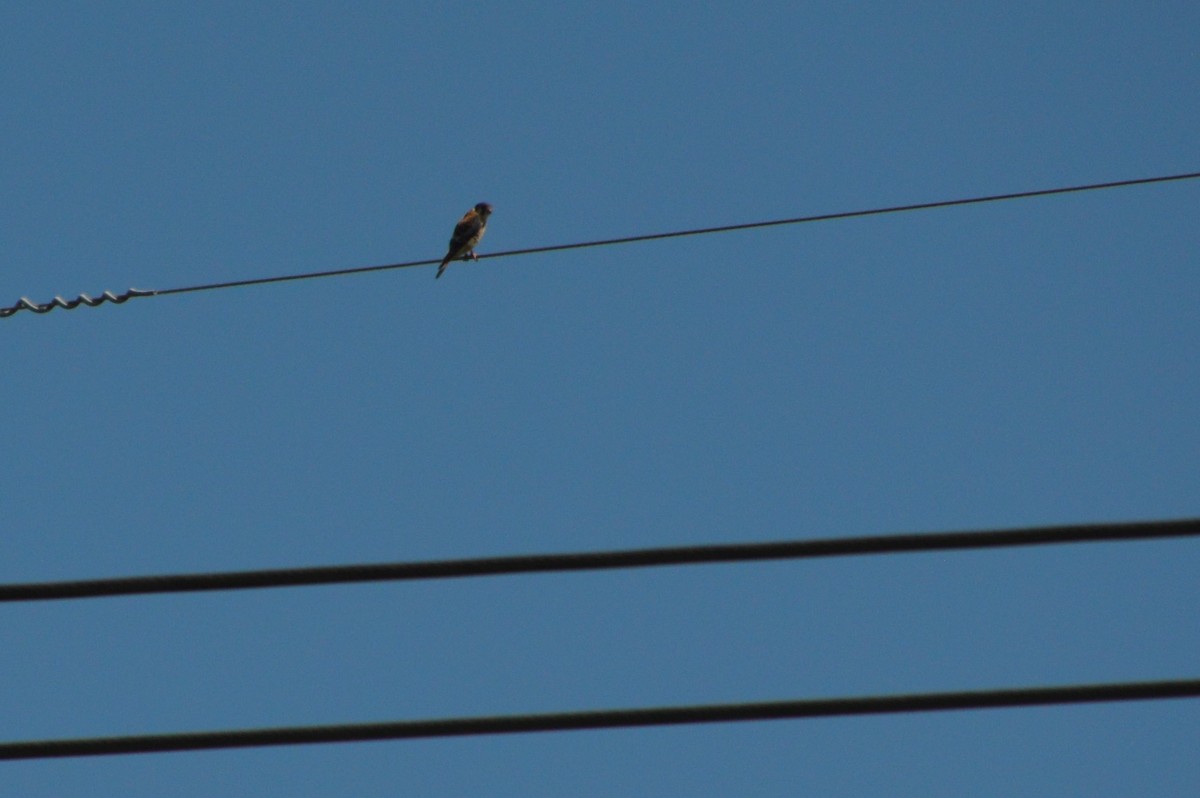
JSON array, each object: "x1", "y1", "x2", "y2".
[{"x1": 436, "y1": 202, "x2": 493, "y2": 279}]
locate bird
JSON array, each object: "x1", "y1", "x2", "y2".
[{"x1": 436, "y1": 202, "x2": 493, "y2": 279}]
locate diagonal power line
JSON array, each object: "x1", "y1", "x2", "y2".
[
  {"x1": 3, "y1": 170, "x2": 1198, "y2": 318},
  {"x1": 1, "y1": 678, "x2": 1197, "y2": 760},
  {"x1": 2, "y1": 517, "x2": 1195, "y2": 603}
]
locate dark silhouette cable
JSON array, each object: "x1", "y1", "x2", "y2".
[
  {"x1": 1, "y1": 678, "x2": 1195, "y2": 760},
  {"x1": 2, "y1": 517, "x2": 1195, "y2": 603},
  {"x1": 3, "y1": 170, "x2": 1197, "y2": 318}
]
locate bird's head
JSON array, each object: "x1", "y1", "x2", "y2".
[{"x1": 474, "y1": 202, "x2": 493, "y2": 218}]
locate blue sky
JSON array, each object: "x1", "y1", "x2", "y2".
[{"x1": 2, "y1": 2, "x2": 1198, "y2": 795}]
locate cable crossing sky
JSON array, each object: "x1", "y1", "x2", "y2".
[
  {"x1": 2, "y1": 678, "x2": 1196, "y2": 761},
  {"x1": 3, "y1": 170, "x2": 1197, "y2": 318},
  {"x1": 1, "y1": 517, "x2": 1195, "y2": 603}
]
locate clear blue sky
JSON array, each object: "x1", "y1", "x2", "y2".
[{"x1": 3, "y1": 2, "x2": 1198, "y2": 795}]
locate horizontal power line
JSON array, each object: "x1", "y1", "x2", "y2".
[
  {"x1": 3, "y1": 517, "x2": 1195, "y2": 603},
  {"x1": 2, "y1": 677, "x2": 1196, "y2": 760},
  {"x1": 3, "y1": 170, "x2": 1197, "y2": 318}
]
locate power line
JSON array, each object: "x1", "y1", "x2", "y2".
[
  {"x1": 3, "y1": 170, "x2": 1197, "y2": 319},
  {"x1": 3, "y1": 517, "x2": 1195, "y2": 603},
  {"x1": 0, "y1": 288, "x2": 155, "y2": 317},
  {"x1": 2, "y1": 677, "x2": 1195, "y2": 760}
]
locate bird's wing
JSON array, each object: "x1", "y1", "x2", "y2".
[{"x1": 447, "y1": 210, "x2": 482, "y2": 251}]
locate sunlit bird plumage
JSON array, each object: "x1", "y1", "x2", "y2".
[{"x1": 436, "y1": 202, "x2": 493, "y2": 279}]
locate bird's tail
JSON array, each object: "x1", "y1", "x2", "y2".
[{"x1": 436, "y1": 259, "x2": 450, "y2": 279}]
